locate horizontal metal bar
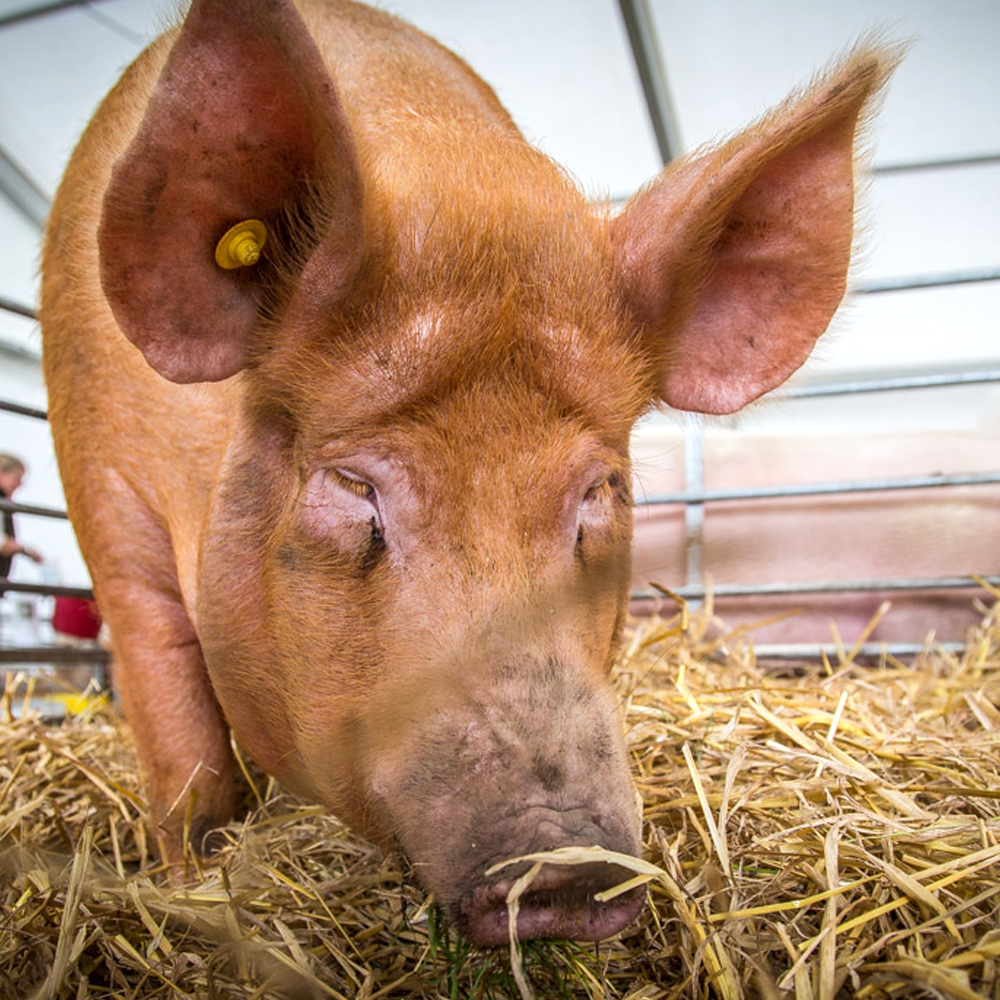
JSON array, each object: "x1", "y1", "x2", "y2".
[
  {"x1": 0, "y1": 497, "x2": 69, "y2": 520},
  {"x1": 853, "y1": 268, "x2": 1000, "y2": 295},
  {"x1": 0, "y1": 645, "x2": 109, "y2": 664},
  {"x1": 781, "y1": 370, "x2": 1000, "y2": 399},
  {"x1": 637, "y1": 470, "x2": 1000, "y2": 507},
  {"x1": 0, "y1": 398, "x2": 47, "y2": 420},
  {"x1": 873, "y1": 152, "x2": 1000, "y2": 175},
  {"x1": 2, "y1": 580, "x2": 93, "y2": 599},
  {"x1": 0, "y1": 0, "x2": 97, "y2": 29},
  {"x1": 749, "y1": 641, "x2": 966, "y2": 660},
  {"x1": 0, "y1": 294, "x2": 36, "y2": 320},
  {"x1": 0, "y1": 340, "x2": 41, "y2": 364},
  {"x1": 630, "y1": 575, "x2": 999, "y2": 601}
]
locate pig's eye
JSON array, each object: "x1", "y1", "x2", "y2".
[
  {"x1": 576, "y1": 472, "x2": 629, "y2": 551},
  {"x1": 581, "y1": 472, "x2": 627, "y2": 511},
  {"x1": 301, "y1": 467, "x2": 385, "y2": 559},
  {"x1": 331, "y1": 469, "x2": 386, "y2": 566}
]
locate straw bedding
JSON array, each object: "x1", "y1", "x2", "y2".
[{"x1": 2, "y1": 591, "x2": 998, "y2": 1000}]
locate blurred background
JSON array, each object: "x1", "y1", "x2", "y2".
[{"x1": 0, "y1": 0, "x2": 997, "y2": 659}]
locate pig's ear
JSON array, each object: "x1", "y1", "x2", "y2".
[
  {"x1": 99, "y1": 0, "x2": 364, "y2": 384},
  {"x1": 612, "y1": 45, "x2": 900, "y2": 415}
]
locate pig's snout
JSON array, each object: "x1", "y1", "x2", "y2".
[
  {"x1": 360, "y1": 650, "x2": 646, "y2": 945},
  {"x1": 457, "y1": 858, "x2": 646, "y2": 947}
]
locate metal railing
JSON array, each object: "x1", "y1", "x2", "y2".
[
  {"x1": 631, "y1": 365, "x2": 1000, "y2": 658},
  {"x1": 0, "y1": 359, "x2": 105, "y2": 680}
]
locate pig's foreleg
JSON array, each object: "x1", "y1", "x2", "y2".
[{"x1": 100, "y1": 579, "x2": 235, "y2": 863}]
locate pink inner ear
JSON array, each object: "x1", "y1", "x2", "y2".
[
  {"x1": 98, "y1": 0, "x2": 362, "y2": 384},
  {"x1": 659, "y1": 118, "x2": 857, "y2": 415},
  {"x1": 613, "y1": 48, "x2": 897, "y2": 416}
]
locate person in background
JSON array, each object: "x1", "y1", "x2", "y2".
[{"x1": 0, "y1": 453, "x2": 43, "y2": 579}]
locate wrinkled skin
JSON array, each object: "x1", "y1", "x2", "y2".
[{"x1": 40, "y1": 0, "x2": 898, "y2": 945}]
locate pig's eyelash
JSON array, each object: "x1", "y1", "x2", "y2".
[
  {"x1": 332, "y1": 468, "x2": 376, "y2": 500},
  {"x1": 583, "y1": 480, "x2": 613, "y2": 505},
  {"x1": 583, "y1": 472, "x2": 628, "y2": 506}
]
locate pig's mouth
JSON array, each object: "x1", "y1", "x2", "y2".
[{"x1": 454, "y1": 860, "x2": 646, "y2": 947}]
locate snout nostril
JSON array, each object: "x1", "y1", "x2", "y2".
[
  {"x1": 457, "y1": 861, "x2": 647, "y2": 946},
  {"x1": 518, "y1": 884, "x2": 600, "y2": 913}
]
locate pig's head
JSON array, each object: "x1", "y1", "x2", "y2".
[
  {"x1": 194, "y1": 242, "x2": 653, "y2": 944},
  {"x1": 97, "y1": 0, "x2": 898, "y2": 945}
]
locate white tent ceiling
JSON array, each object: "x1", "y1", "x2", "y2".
[{"x1": 1, "y1": 0, "x2": 997, "y2": 338}]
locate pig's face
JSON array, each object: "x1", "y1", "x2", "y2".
[{"x1": 198, "y1": 257, "x2": 652, "y2": 941}]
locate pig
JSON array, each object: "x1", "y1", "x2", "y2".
[{"x1": 39, "y1": 0, "x2": 898, "y2": 946}]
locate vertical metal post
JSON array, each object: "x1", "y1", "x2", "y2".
[
  {"x1": 615, "y1": 0, "x2": 684, "y2": 165},
  {"x1": 683, "y1": 412, "x2": 705, "y2": 594}
]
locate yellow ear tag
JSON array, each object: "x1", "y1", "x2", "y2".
[{"x1": 215, "y1": 219, "x2": 268, "y2": 269}]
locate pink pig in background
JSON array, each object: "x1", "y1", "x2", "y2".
[{"x1": 39, "y1": 0, "x2": 898, "y2": 944}]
